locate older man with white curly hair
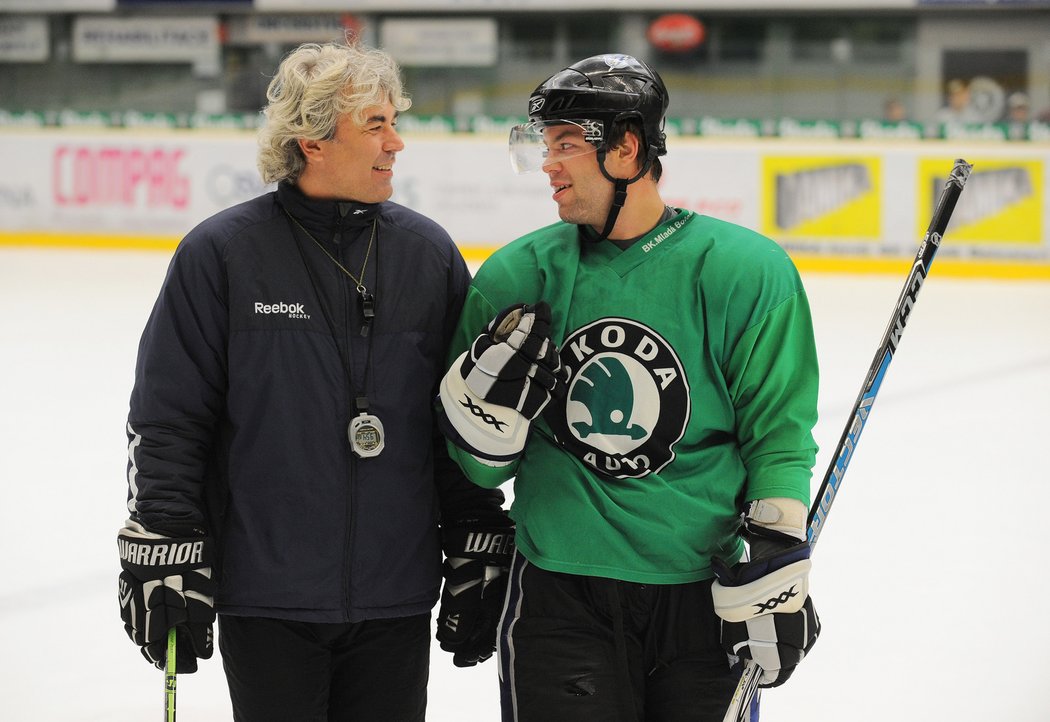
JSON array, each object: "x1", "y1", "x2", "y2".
[{"x1": 117, "y1": 38, "x2": 511, "y2": 720}]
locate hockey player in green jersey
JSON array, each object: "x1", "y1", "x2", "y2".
[{"x1": 437, "y1": 54, "x2": 820, "y2": 721}]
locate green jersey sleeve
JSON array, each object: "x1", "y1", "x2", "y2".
[{"x1": 725, "y1": 289, "x2": 819, "y2": 504}]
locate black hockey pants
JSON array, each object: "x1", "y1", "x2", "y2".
[
  {"x1": 498, "y1": 551, "x2": 742, "y2": 722},
  {"x1": 218, "y1": 612, "x2": 430, "y2": 721}
]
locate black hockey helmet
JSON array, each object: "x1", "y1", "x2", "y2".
[
  {"x1": 508, "y1": 54, "x2": 670, "y2": 240},
  {"x1": 526, "y1": 53, "x2": 669, "y2": 160}
]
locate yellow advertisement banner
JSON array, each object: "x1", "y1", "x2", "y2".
[
  {"x1": 762, "y1": 156, "x2": 882, "y2": 240},
  {"x1": 918, "y1": 158, "x2": 1042, "y2": 244}
]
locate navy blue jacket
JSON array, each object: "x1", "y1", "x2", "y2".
[{"x1": 126, "y1": 181, "x2": 503, "y2": 623}]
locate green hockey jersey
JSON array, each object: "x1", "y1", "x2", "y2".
[{"x1": 446, "y1": 210, "x2": 818, "y2": 584}]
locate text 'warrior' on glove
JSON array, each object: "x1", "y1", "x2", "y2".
[
  {"x1": 439, "y1": 301, "x2": 568, "y2": 463},
  {"x1": 118, "y1": 519, "x2": 216, "y2": 673},
  {"x1": 436, "y1": 515, "x2": 515, "y2": 667},
  {"x1": 710, "y1": 498, "x2": 820, "y2": 688}
]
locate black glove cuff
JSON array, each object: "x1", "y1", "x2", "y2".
[{"x1": 713, "y1": 538, "x2": 811, "y2": 587}]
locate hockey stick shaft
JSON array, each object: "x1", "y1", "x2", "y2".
[
  {"x1": 807, "y1": 157, "x2": 971, "y2": 547},
  {"x1": 722, "y1": 158, "x2": 973, "y2": 722},
  {"x1": 164, "y1": 627, "x2": 177, "y2": 722}
]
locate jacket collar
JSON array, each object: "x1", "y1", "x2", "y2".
[{"x1": 277, "y1": 181, "x2": 381, "y2": 239}]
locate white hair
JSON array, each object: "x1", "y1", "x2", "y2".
[{"x1": 257, "y1": 40, "x2": 412, "y2": 184}]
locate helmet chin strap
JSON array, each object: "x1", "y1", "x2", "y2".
[{"x1": 590, "y1": 145, "x2": 660, "y2": 242}]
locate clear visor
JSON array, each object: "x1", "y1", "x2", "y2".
[{"x1": 508, "y1": 118, "x2": 602, "y2": 174}]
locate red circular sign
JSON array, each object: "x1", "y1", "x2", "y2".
[{"x1": 647, "y1": 14, "x2": 706, "y2": 53}]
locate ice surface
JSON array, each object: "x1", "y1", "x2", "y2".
[{"x1": 1, "y1": 247, "x2": 1048, "y2": 720}]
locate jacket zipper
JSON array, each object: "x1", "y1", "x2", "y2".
[{"x1": 335, "y1": 227, "x2": 357, "y2": 621}]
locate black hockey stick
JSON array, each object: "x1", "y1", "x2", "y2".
[{"x1": 722, "y1": 158, "x2": 973, "y2": 722}]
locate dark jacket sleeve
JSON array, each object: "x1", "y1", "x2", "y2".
[
  {"x1": 432, "y1": 244, "x2": 507, "y2": 527},
  {"x1": 125, "y1": 231, "x2": 229, "y2": 534},
  {"x1": 432, "y1": 425, "x2": 507, "y2": 526}
]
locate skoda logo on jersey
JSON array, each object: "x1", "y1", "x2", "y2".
[{"x1": 549, "y1": 318, "x2": 689, "y2": 479}]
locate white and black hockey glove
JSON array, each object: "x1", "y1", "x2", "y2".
[
  {"x1": 439, "y1": 302, "x2": 568, "y2": 463},
  {"x1": 435, "y1": 513, "x2": 515, "y2": 668},
  {"x1": 711, "y1": 498, "x2": 820, "y2": 688},
  {"x1": 118, "y1": 519, "x2": 216, "y2": 674}
]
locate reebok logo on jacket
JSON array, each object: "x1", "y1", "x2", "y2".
[{"x1": 254, "y1": 301, "x2": 310, "y2": 319}]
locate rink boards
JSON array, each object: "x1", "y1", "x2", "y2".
[{"x1": 1, "y1": 128, "x2": 1048, "y2": 279}]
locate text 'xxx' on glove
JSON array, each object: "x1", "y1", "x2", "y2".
[{"x1": 439, "y1": 301, "x2": 568, "y2": 462}]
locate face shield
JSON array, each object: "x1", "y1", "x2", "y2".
[{"x1": 508, "y1": 118, "x2": 603, "y2": 174}]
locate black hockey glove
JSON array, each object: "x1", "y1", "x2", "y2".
[
  {"x1": 436, "y1": 514, "x2": 515, "y2": 667},
  {"x1": 439, "y1": 301, "x2": 568, "y2": 462},
  {"x1": 710, "y1": 500, "x2": 820, "y2": 688},
  {"x1": 118, "y1": 519, "x2": 216, "y2": 674},
  {"x1": 465, "y1": 302, "x2": 568, "y2": 420}
]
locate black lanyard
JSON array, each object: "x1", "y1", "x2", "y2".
[{"x1": 284, "y1": 210, "x2": 379, "y2": 418}]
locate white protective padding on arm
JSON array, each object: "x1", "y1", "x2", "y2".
[
  {"x1": 439, "y1": 350, "x2": 532, "y2": 464},
  {"x1": 748, "y1": 497, "x2": 808, "y2": 542}
]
